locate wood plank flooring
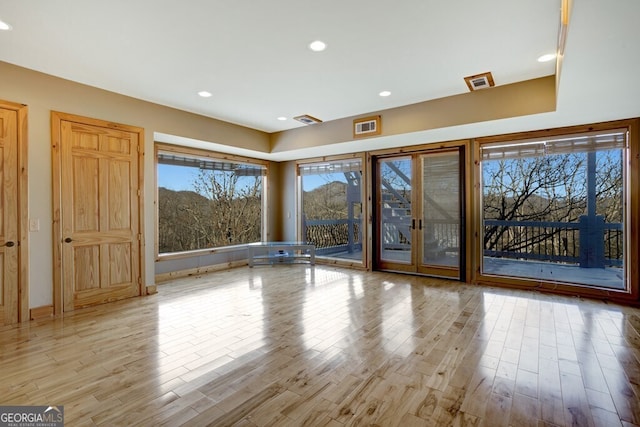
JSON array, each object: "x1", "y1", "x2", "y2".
[{"x1": 1, "y1": 265, "x2": 640, "y2": 426}]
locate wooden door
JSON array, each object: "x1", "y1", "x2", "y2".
[
  {"x1": 52, "y1": 113, "x2": 144, "y2": 312},
  {"x1": 0, "y1": 107, "x2": 19, "y2": 324}
]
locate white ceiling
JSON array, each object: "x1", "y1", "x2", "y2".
[{"x1": 1, "y1": 0, "x2": 639, "y2": 156}]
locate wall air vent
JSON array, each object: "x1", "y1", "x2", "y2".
[
  {"x1": 464, "y1": 71, "x2": 495, "y2": 91},
  {"x1": 294, "y1": 114, "x2": 323, "y2": 125},
  {"x1": 353, "y1": 115, "x2": 382, "y2": 138}
]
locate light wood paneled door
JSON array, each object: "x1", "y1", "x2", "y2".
[
  {"x1": 0, "y1": 107, "x2": 19, "y2": 324},
  {"x1": 52, "y1": 113, "x2": 144, "y2": 312}
]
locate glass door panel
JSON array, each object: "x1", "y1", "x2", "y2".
[
  {"x1": 377, "y1": 157, "x2": 414, "y2": 269},
  {"x1": 419, "y1": 150, "x2": 462, "y2": 278}
]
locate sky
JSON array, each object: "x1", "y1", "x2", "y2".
[
  {"x1": 302, "y1": 174, "x2": 346, "y2": 191},
  {"x1": 160, "y1": 150, "x2": 622, "y2": 196},
  {"x1": 159, "y1": 163, "x2": 346, "y2": 193},
  {"x1": 157, "y1": 164, "x2": 199, "y2": 191}
]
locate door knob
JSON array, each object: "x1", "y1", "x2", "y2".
[
  {"x1": 64, "y1": 237, "x2": 73, "y2": 243},
  {"x1": 4, "y1": 241, "x2": 15, "y2": 247}
]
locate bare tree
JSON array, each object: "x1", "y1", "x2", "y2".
[
  {"x1": 192, "y1": 169, "x2": 262, "y2": 246},
  {"x1": 302, "y1": 179, "x2": 348, "y2": 220},
  {"x1": 483, "y1": 150, "x2": 623, "y2": 260},
  {"x1": 158, "y1": 170, "x2": 262, "y2": 253}
]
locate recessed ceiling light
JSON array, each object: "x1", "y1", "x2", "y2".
[
  {"x1": 537, "y1": 53, "x2": 557, "y2": 63},
  {"x1": 309, "y1": 40, "x2": 327, "y2": 52},
  {"x1": 379, "y1": 91, "x2": 391, "y2": 97},
  {"x1": 277, "y1": 116, "x2": 287, "y2": 121},
  {"x1": 0, "y1": 19, "x2": 12, "y2": 31},
  {"x1": 198, "y1": 91, "x2": 212, "y2": 98}
]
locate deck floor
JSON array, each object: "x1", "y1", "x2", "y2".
[
  {"x1": 483, "y1": 257, "x2": 625, "y2": 290},
  {"x1": 326, "y1": 249, "x2": 625, "y2": 290}
]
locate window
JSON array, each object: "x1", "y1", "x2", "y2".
[
  {"x1": 299, "y1": 157, "x2": 364, "y2": 263},
  {"x1": 479, "y1": 129, "x2": 628, "y2": 290},
  {"x1": 156, "y1": 145, "x2": 267, "y2": 255}
]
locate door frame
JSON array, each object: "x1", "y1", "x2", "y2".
[
  {"x1": 371, "y1": 140, "x2": 472, "y2": 282},
  {"x1": 0, "y1": 99, "x2": 29, "y2": 323},
  {"x1": 51, "y1": 111, "x2": 145, "y2": 315}
]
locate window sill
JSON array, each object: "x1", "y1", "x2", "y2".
[{"x1": 156, "y1": 243, "x2": 250, "y2": 262}]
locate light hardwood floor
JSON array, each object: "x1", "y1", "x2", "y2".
[{"x1": 1, "y1": 265, "x2": 640, "y2": 426}]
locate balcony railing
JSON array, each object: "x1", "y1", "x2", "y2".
[
  {"x1": 484, "y1": 217, "x2": 623, "y2": 267},
  {"x1": 303, "y1": 219, "x2": 362, "y2": 256},
  {"x1": 304, "y1": 216, "x2": 623, "y2": 268}
]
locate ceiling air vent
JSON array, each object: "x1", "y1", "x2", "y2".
[
  {"x1": 464, "y1": 72, "x2": 495, "y2": 91},
  {"x1": 353, "y1": 115, "x2": 381, "y2": 138},
  {"x1": 294, "y1": 114, "x2": 322, "y2": 125}
]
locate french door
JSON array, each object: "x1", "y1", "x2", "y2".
[{"x1": 375, "y1": 147, "x2": 464, "y2": 279}]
